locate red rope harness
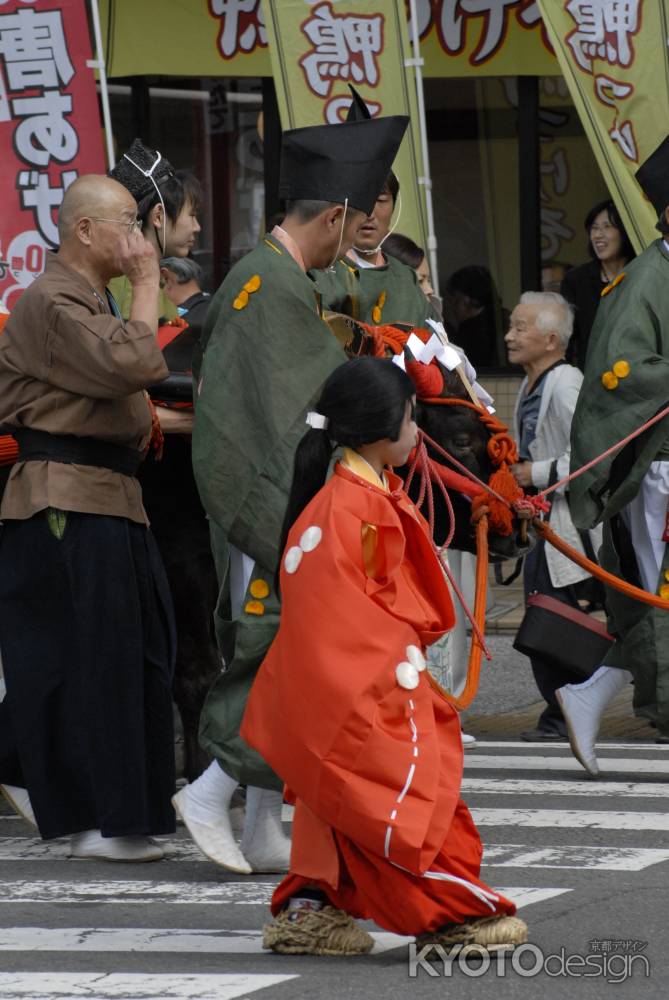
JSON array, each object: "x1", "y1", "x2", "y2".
[{"x1": 405, "y1": 396, "x2": 669, "y2": 707}]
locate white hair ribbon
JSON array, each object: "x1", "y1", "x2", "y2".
[{"x1": 305, "y1": 411, "x2": 329, "y2": 430}]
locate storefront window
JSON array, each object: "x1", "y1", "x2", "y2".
[{"x1": 425, "y1": 76, "x2": 606, "y2": 374}]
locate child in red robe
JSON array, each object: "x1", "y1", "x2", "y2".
[{"x1": 241, "y1": 357, "x2": 527, "y2": 956}]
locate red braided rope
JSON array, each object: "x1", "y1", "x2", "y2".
[{"x1": 405, "y1": 434, "x2": 491, "y2": 659}]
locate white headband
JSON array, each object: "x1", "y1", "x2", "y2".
[
  {"x1": 305, "y1": 411, "x2": 329, "y2": 430},
  {"x1": 123, "y1": 149, "x2": 167, "y2": 254}
]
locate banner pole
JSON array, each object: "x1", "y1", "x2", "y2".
[
  {"x1": 407, "y1": 0, "x2": 439, "y2": 296},
  {"x1": 88, "y1": 0, "x2": 115, "y2": 169}
]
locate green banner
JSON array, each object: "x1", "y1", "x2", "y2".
[
  {"x1": 537, "y1": 0, "x2": 669, "y2": 252},
  {"x1": 263, "y1": 0, "x2": 428, "y2": 250}
]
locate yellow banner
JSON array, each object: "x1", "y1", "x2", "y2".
[
  {"x1": 537, "y1": 0, "x2": 669, "y2": 252},
  {"x1": 263, "y1": 0, "x2": 428, "y2": 250},
  {"x1": 99, "y1": 1, "x2": 556, "y2": 79}
]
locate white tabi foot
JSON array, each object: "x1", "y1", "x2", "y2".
[
  {"x1": 172, "y1": 761, "x2": 251, "y2": 873},
  {"x1": 557, "y1": 666, "x2": 632, "y2": 777},
  {"x1": 69, "y1": 830, "x2": 164, "y2": 862},
  {"x1": 241, "y1": 786, "x2": 292, "y2": 872},
  {"x1": 0, "y1": 784, "x2": 37, "y2": 828}
]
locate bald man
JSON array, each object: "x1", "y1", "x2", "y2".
[{"x1": 0, "y1": 175, "x2": 177, "y2": 861}]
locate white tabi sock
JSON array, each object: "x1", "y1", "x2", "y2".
[
  {"x1": 241, "y1": 787, "x2": 292, "y2": 872},
  {"x1": 557, "y1": 665, "x2": 632, "y2": 776},
  {"x1": 183, "y1": 761, "x2": 238, "y2": 822}
]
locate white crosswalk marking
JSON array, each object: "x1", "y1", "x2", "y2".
[
  {"x1": 0, "y1": 973, "x2": 297, "y2": 999},
  {"x1": 483, "y1": 844, "x2": 669, "y2": 870},
  {"x1": 462, "y1": 746, "x2": 669, "y2": 872},
  {"x1": 472, "y1": 808, "x2": 669, "y2": 831},
  {"x1": 471, "y1": 741, "x2": 669, "y2": 751},
  {"x1": 464, "y1": 753, "x2": 669, "y2": 774},
  {"x1": 0, "y1": 879, "x2": 566, "y2": 909},
  {"x1": 462, "y1": 777, "x2": 669, "y2": 797},
  {"x1": 1, "y1": 741, "x2": 666, "y2": 994}
]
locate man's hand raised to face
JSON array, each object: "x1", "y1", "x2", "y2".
[{"x1": 120, "y1": 229, "x2": 159, "y2": 291}]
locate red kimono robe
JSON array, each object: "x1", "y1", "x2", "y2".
[{"x1": 241, "y1": 453, "x2": 515, "y2": 936}]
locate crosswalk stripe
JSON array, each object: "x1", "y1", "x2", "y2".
[
  {"x1": 462, "y1": 777, "x2": 669, "y2": 797},
  {"x1": 471, "y1": 808, "x2": 669, "y2": 831},
  {"x1": 0, "y1": 973, "x2": 298, "y2": 999},
  {"x1": 470, "y1": 741, "x2": 668, "y2": 752},
  {"x1": 483, "y1": 843, "x2": 669, "y2": 870},
  {"x1": 0, "y1": 927, "x2": 408, "y2": 956},
  {"x1": 464, "y1": 754, "x2": 669, "y2": 774},
  {"x1": 0, "y1": 880, "x2": 566, "y2": 908},
  {"x1": 0, "y1": 837, "x2": 207, "y2": 863},
  {"x1": 0, "y1": 900, "x2": 563, "y2": 957}
]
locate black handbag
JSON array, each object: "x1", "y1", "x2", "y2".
[
  {"x1": 513, "y1": 456, "x2": 614, "y2": 677},
  {"x1": 513, "y1": 592, "x2": 614, "y2": 678}
]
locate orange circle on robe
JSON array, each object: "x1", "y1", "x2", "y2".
[
  {"x1": 244, "y1": 599, "x2": 265, "y2": 616},
  {"x1": 249, "y1": 579, "x2": 270, "y2": 599},
  {"x1": 612, "y1": 360, "x2": 630, "y2": 379},
  {"x1": 601, "y1": 371, "x2": 618, "y2": 390},
  {"x1": 244, "y1": 274, "x2": 261, "y2": 294}
]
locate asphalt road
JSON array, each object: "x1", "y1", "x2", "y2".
[{"x1": 1, "y1": 726, "x2": 668, "y2": 1000}]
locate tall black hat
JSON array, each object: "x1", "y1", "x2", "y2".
[
  {"x1": 346, "y1": 84, "x2": 372, "y2": 123},
  {"x1": 109, "y1": 138, "x2": 176, "y2": 204},
  {"x1": 279, "y1": 108, "x2": 408, "y2": 216},
  {"x1": 635, "y1": 135, "x2": 669, "y2": 216},
  {"x1": 345, "y1": 85, "x2": 400, "y2": 198}
]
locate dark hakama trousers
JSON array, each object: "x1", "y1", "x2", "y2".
[{"x1": 0, "y1": 511, "x2": 176, "y2": 839}]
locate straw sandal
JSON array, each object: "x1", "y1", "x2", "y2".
[
  {"x1": 263, "y1": 904, "x2": 374, "y2": 956},
  {"x1": 416, "y1": 914, "x2": 528, "y2": 954}
]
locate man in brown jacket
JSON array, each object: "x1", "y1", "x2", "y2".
[{"x1": 0, "y1": 175, "x2": 176, "y2": 861}]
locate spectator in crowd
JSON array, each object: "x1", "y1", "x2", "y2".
[
  {"x1": 560, "y1": 198, "x2": 634, "y2": 370},
  {"x1": 381, "y1": 232, "x2": 455, "y2": 328},
  {"x1": 0, "y1": 175, "x2": 176, "y2": 860},
  {"x1": 159, "y1": 256, "x2": 211, "y2": 373},
  {"x1": 506, "y1": 292, "x2": 602, "y2": 741},
  {"x1": 382, "y1": 232, "x2": 433, "y2": 297},
  {"x1": 541, "y1": 261, "x2": 571, "y2": 294},
  {"x1": 444, "y1": 265, "x2": 509, "y2": 369}
]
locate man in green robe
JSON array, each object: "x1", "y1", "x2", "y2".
[
  {"x1": 315, "y1": 88, "x2": 439, "y2": 331},
  {"x1": 557, "y1": 135, "x2": 669, "y2": 776},
  {"x1": 173, "y1": 113, "x2": 408, "y2": 873}
]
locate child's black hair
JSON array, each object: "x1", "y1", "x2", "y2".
[{"x1": 278, "y1": 358, "x2": 415, "y2": 573}]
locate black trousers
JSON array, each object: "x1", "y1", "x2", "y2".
[
  {"x1": 523, "y1": 540, "x2": 587, "y2": 735},
  {"x1": 0, "y1": 511, "x2": 176, "y2": 839}
]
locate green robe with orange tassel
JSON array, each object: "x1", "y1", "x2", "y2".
[
  {"x1": 314, "y1": 253, "x2": 440, "y2": 328},
  {"x1": 569, "y1": 239, "x2": 669, "y2": 734}
]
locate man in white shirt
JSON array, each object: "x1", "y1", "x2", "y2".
[{"x1": 506, "y1": 291, "x2": 601, "y2": 741}]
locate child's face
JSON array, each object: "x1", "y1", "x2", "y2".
[{"x1": 385, "y1": 397, "x2": 418, "y2": 468}]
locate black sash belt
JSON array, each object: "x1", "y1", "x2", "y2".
[{"x1": 14, "y1": 429, "x2": 144, "y2": 477}]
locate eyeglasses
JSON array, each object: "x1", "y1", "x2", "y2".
[
  {"x1": 589, "y1": 222, "x2": 617, "y2": 235},
  {"x1": 89, "y1": 217, "x2": 143, "y2": 233}
]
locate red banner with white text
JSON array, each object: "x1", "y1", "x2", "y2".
[{"x1": 0, "y1": 0, "x2": 105, "y2": 309}]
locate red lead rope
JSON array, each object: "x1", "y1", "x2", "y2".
[{"x1": 405, "y1": 436, "x2": 491, "y2": 660}]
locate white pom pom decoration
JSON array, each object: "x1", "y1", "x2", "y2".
[
  {"x1": 284, "y1": 546, "x2": 303, "y2": 574},
  {"x1": 405, "y1": 644, "x2": 426, "y2": 672},
  {"x1": 300, "y1": 525, "x2": 322, "y2": 552},
  {"x1": 395, "y1": 661, "x2": 420, "y2": 690}
]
